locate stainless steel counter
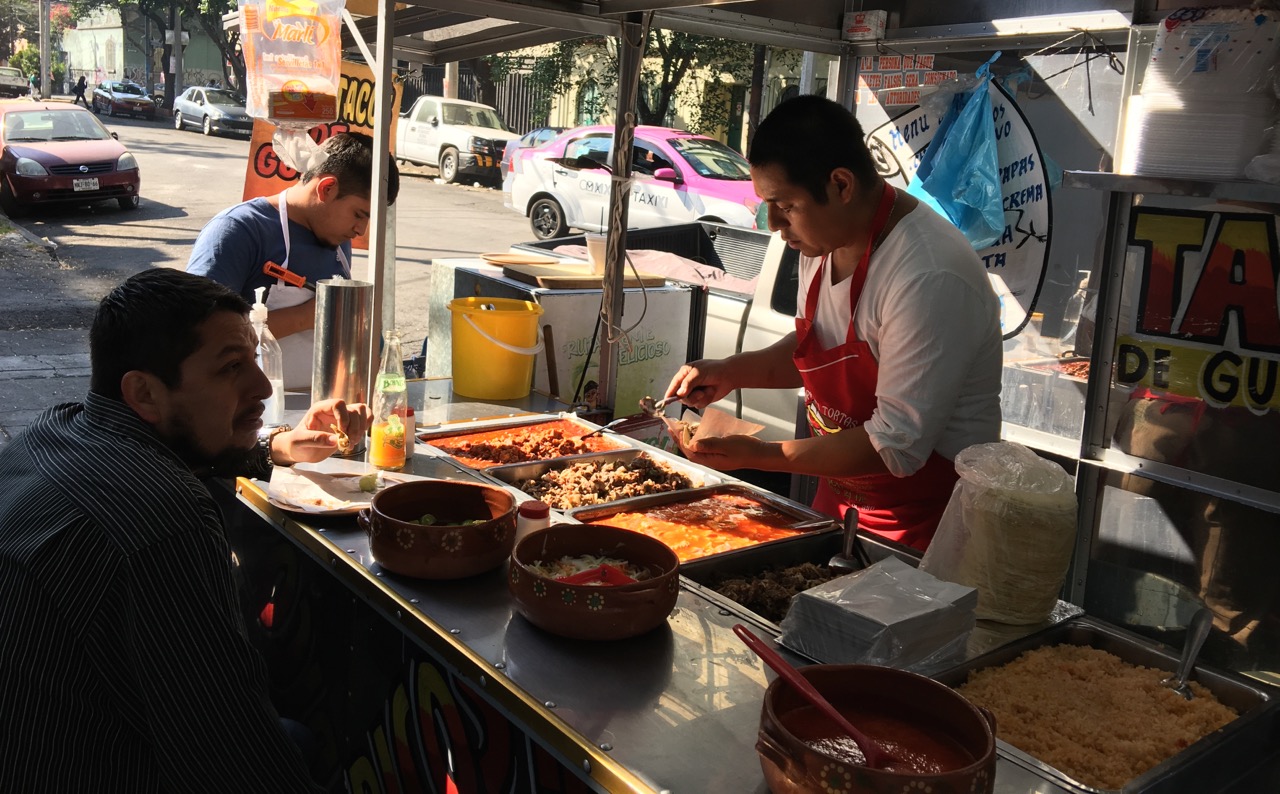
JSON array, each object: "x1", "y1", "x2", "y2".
[{"x1": 240, "y1": 389, "x2": 1278, "y2": 793}]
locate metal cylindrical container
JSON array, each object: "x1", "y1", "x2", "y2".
[{"x1": 312, "y1": 278, "x2": 374, "y2": 410}]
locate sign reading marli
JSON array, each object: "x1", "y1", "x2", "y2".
[
  {"x1": 242, "y1": 60, "x2": 402, "y2": 249},
  {"x1": 1116, "y1": 206, "x2": 1280, "y2": 412}
]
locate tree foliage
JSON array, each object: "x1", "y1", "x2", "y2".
[{"x1": 1, "y1": 0, "x2": 39, "y2": 63}]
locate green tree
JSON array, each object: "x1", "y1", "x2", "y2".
[
  {"x1": 1, "y1": 0, "x2": 39, "y2": 65},
  {"x1": 68, "y1": 0, "x2": 244, "y2": 106}
]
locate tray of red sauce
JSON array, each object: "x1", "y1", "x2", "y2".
[
  {"x1": 419, "y1": 417, "x2": 628, "y2": 470},
  {"x1": 567, "y1": 484, "x2": 834, "y2": 564}
]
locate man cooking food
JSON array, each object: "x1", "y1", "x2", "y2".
[
  {"x1": 665, "y1": 95, "x2": 1002, "y2": 551},
  {"x1": 187, "y1": 131, "x2": 400, "y2": 389}
]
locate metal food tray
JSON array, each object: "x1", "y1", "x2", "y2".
[
  {"x1": 930, "y1": 616, "x2": 1278, "y2": 794},
  {"x1": 567, "y1": 483, "x2": 836, "y2": 563},
  {"x1": 416, "y1": 414, "x2": 630, "y2": 469},
  {"x1": 485, "y1": 447, "x2": 718, "y2": 497},
  {"x1": 680, "y1": 527, "x2": 918, "y2": 585}
]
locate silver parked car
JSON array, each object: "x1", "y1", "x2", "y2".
[{"x1": 172, "y1": 87, "x2": 253, "y2": 136}]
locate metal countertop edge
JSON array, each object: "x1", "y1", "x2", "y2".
[{"x1": 235, "y1": 477, "x2": 659, "y2": 794}]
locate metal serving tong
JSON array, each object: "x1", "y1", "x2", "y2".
[{"x1": 1161, "y1": 607, "x2": 1213, "y2": 700}]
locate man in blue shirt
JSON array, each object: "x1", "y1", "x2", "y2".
[{"x1": 187, "y1": 132, "x2": 400, "y2": 388}]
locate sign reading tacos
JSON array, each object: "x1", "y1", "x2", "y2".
[{"x1": 1116, "y1": 206, "x2": 1280, "y2": 412}]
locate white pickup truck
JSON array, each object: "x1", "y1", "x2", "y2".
[{"x1": 394, "y1": 95, "x2": 520, "y2": 184}]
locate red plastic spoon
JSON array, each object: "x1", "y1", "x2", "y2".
[{"x1": 733, "y1": 624, "x2": 900, "y2": 771}]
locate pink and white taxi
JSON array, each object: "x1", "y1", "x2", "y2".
[{"x1": 505, "y1": 125, "x2": 762, "y2": 240}]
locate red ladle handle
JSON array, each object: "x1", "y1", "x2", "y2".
[{"x1": 733, "y1": 624, "x2": 893, "y2": 770}]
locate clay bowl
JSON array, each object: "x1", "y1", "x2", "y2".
[
  {"x1": 508, "y1": 523, "x2": 680, "y2": 641},
  {"x1": 358, "y1": 480, "x2": 516, "y2": 579},
  {"x1": 758, "y1": 664, "x2": 996, "y2": 794}
]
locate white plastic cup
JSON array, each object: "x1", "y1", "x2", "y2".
[{"x1": 585, "y1": 233, "x2": 607, "y2": 275}]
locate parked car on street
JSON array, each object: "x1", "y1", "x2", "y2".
[
  {"x1": 173, "y1": 87, "x2": 253, "y2": 136},
  {"x1": 394, "y1": 95, "x2": 520, "y2": 183},
  {"x1": 92, "y1": 80, "x2": 157, "y2": 119},
  {"x1": 507, "y1": 125, "x2": 762, "y2": 240},
  {"x1": 0, "y1": 103, "x2": 141, "y2": 215},
  {"x1": 500, "y1": 125, "x2": 566, "y2": 200},
  {"x1": 0, "y1": 66, "x2": 27, "y2": 99}
]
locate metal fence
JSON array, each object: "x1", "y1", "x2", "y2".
[{"x1": 399, "y1": 66, "x2": 547, "y2": 135}]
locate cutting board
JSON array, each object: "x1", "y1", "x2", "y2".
[{"x1": 502, "y1": 263, "x2": 666, "y2": 289}]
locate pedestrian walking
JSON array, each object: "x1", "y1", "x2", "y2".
[{"x1": 72, "y1": 75, "x2": 89, "y2": 107}]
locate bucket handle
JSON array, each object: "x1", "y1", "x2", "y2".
[{"x1": 462, "y1": 313, "x2": 544, "y2": 356}]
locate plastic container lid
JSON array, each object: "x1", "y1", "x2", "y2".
[{"x1": 518, "y1": 500, "x2": 550, "y2": 519}]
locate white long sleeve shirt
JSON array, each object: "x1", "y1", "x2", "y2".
[{"x1": 797, "y1": 204, "x2": 1003, "y2": 477}]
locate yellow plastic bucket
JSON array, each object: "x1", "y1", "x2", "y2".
[{"x1": 448, "y1": 297, "x2": 545, "y2": 399}]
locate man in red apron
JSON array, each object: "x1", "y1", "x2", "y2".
[
  {"x1": 187, "y1": 132, "x2": 400, "y2": 389},
  {"x1": 665, "y1": 96, "x2": 1003, "y2": 551}
]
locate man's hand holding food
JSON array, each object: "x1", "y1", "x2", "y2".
[{"x1": 270, "y1": 399, "x2": 372, "y2": 466}]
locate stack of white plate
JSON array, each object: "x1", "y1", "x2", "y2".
[
  {"x1": 778, "y1": 556, "x2": 977, "y2": 673},
  {"x1": 1122, "y1": 92, "x2": 1274, "y2": 178},
  {"x1": 1121, "y1": 8, "x2": 1280, "y2": 180}
]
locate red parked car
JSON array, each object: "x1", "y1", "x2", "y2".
[{"x1": 0, "y1": 103, "x2": 141, "y2": 215}]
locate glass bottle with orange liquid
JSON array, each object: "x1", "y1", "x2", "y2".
[{"x1": 370, "y1": 330, "x2": 408, "y2": 471}]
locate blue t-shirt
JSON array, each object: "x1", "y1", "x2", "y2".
[{"x1": 186, "y1": 197, "x2": 353, "y2": 301}]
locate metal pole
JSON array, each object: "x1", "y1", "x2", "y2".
[
  {"x1": 597, "y1": 12, "x2": 648, "y2": 413},
  {"x1": 39, "y1": 0, "x2": 51, "y2": 98},
  {"x1": 366, "y1": 0, "x2": 397, "y2": 400},
  {"x1": 172, "y1": 4, "x2": 183, "y2": 92},
  {"x1": 444, "y1": 61, "x2": 458, "y2": 98},
  {"x1": 145, "y1": 14, "x2": 151, "y2": 96}
]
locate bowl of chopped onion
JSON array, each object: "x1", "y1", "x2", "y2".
[
  {"x1": 508, "y1": 523, "x2": 680, "y2": 640},
  {"x1": 359, "y1": 480, "x2": 517, "y2": 579}
]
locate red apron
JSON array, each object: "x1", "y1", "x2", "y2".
[{"x1": 793, "y1": 184, "x2": 958, "y2": 551}]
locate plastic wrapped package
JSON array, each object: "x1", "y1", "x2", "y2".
[
  {"x1": 921, "y1": 442, "x2": 1077, "y2": 625},
  {"x1": 238, "y1": 0, "x2": 341, "y2": 126},
  {"x1": 1144, "y1": 7, "x2": 1280, "y2": 96},
  {"x1": 1120, "y1": 92, "x2": 1274, "y2": 179},
  {"x1": 778, "y1": 556, "x2": 977, "y2": 673}
]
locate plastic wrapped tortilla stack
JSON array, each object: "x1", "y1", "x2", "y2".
[{"x1": 778, "y1": 556, "x2": 977, "y2": 674}]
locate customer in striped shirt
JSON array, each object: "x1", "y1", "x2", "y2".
[{"x1": 0, "y1": 269, "x2": 369, "y2": 792}]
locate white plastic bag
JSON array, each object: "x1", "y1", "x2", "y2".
[{"x1": 920, "y1": 441, "x2": 1077, "y2": 625}]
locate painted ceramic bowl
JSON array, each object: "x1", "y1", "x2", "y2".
[
  {"x1": 758, "y1": 664, "x2": 996, "y2": 794},
  {"x1": 359, "y1": 480, "x2": 516, "y2": 579},
  {"x1": 508, "y1": 523, "x2": 680, "y2": 640}
]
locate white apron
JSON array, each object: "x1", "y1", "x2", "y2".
[{"x1": 268, "y1": 190, "x2": 350, "y2": 390}]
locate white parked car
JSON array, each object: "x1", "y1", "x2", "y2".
[
  {"x1": 506, "y1": 125, "x2": 762, "y2": 239},
  {"x1": 0, "y1": 66, "x2": 27, "y2": 99}
]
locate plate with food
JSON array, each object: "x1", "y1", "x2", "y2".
[{"x1": 265, "y1": 465, "x2": 420, "y2": 515}]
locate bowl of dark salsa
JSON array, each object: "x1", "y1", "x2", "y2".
[{"x1": 757, "y1": 664, "x2": 995, "y2": 794}]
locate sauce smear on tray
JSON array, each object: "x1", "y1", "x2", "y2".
[
  {"x1": 427, "y1": 419, "x2": 624, "y2": 468},
  {"x1": 596, "y1": 493, "x2": 803, "y2": 562}
]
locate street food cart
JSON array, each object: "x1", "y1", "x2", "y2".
[{"x1": 223, "y1": 1, "x2": 1280, "y2": 791}]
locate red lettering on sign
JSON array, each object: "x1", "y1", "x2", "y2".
[
  {"x1": 1129, "y1": 209, "x2": 1209, "y2": 335},
  {"x1": 1179, "y1": 216, "x2": 1280, "y2": 350}
]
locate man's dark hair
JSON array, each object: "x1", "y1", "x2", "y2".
[
  {"x1": 748, "y1": 95, "x2": 879, "y2": 203},
  {"x1": 90, "y1": 269, "x2": 249, "y2": 400},
  {"x1": 303, "y1": 131, "x2": 400, "y2": 206}
]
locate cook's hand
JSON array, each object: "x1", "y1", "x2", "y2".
[
  {"x1": 271, "y1": 400, "x2": 372, "y2": 465},
  {"x1": 682, "y1": 434, "x2": 772, "y2": 471},
  {"x1": 664, "y1": 359, "x2": 735, "y2": 412}
]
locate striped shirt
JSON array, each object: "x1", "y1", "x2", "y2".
[{"x1": 0, "y1": 393, "x2": 322, "y2": 793}]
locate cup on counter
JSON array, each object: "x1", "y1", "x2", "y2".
[{"x1": 585, "y1": 232, "x2": 607, "y2": 275}]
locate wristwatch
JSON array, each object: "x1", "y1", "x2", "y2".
[{"x1": 258, "y1": 424, "x2": 293, "y2": 467}]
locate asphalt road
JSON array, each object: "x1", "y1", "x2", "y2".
[{"x1": 11, "y1": 112, "x2": 538, "y2": 352}]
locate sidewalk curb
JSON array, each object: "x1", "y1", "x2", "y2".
[{"x1": 2, "y1": 219, "x2": 57, "y2": 253}]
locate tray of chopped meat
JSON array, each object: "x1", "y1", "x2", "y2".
[
  {"x1": 567, "y1": 484, "x2": 835, "y2": 564},
  {"x1": 418, "y1": 416, "x2": 630, "y2": 469},
  {"x1": 1014, "y1": 355, "x2": 1092, "y2": 381},
  {"x1": 486, "y1": 448, "x2": 715, "y2": 510},
  {"x1": 932, "y1": 616, "x2": 1277, "y2": 794}
]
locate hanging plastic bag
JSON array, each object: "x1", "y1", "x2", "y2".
[
  {"x1": 907, "y1": 53, "x2": 1004, "y2": 249},
  {"x1": 238, "y1": 0, "x2": 341, "y2": 128},
  {"x1": 919, "y1": 441, "x2": 1077, "y2": 625}
]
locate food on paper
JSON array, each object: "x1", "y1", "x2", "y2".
[
  {"x1": 595, "y1": 493, "x2": 803, "y2": 562},
  {"x1": 527, "y1": 554, "x2": 653, "y2": 585},
  {"x1": 515, "y1": 455, "x2": 694, "y2": 509},
  {"x1": 661, "y1": 406, "x2": 764, "y2": 454},
  {"x1": 956, "y1": 644, "x2": 1237, "y2": 789},
  {"x1": 711, "y1": 562, "x2": 845, "y2": 623},
  {"x1": 265, "y1": 466, "x2": 407, "y2": 513},
  {"x1": 358, "y1": 472, "x2": 378, "y2": 492},
  {"x1": 427, "y1": 419, "x2": 624, "y2": 469}
]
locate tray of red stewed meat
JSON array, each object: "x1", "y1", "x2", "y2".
[
  {"x1": 418, "y1": 416, "x2": 629, "y2": 470},
  {"x1": 567, "y1": 484, "x2": 835, "y2": 564}
]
